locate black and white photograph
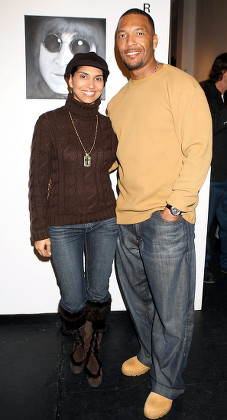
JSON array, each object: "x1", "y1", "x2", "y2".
[{"x1": 25, "y1": 15, "x2": 106, "y2": 99}]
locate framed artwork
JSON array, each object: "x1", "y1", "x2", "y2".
[{"x1": 25, "y1": 15, "x2": 106, "y2": 99}]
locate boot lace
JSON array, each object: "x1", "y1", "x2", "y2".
[
  {"x1": 85, "y1": 331, "x2": 102, "y2": 379},
  {"x1": 72, "y1": 330, "x2": 84, "y2": 347}
]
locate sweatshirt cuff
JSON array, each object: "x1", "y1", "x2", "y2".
[{"x1": 166, "y1": 194, "x2": 198, "y2": 213}]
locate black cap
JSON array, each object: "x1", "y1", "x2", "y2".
[{"x1": 65, "y1": 52, "x2": 109, "y2": 84}]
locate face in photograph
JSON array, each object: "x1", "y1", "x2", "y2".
[
  {"x1": 25, "y1": 16, "x2": 106, "y2": 99},
  {"x1": 39, "y1": 30, "x2": 97, "y2": 95}
]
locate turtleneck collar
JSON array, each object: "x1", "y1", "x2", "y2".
[{"x1": 65, "y1": 92, "x2": 101, "y2": 118}]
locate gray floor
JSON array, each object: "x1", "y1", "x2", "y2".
[{"x1": 0, "y1": 274, "x2": 226, "y2": 420}]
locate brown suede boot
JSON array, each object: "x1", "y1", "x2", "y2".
[
  {"x1": 84, "y1": 298, "x2": 111, "y2": 387},
  {"x1": 70, "y1": 321, "x2": 93, "y2": 374},
  {"x1": 84, "y1": 330, "x2": 103, "y2": 387},
  {"x1": 58, "y1": 304, "x2": 90, "y2": 374}
]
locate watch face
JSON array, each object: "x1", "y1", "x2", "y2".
[{"x1": 171, "y1": 207, "x2": 181, "y2": 216}]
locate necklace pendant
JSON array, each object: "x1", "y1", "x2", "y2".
[{"x1": 84, "y1": 154, "x2": 91, "y2": 167}]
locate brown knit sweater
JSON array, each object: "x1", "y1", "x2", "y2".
[{"x1": 29, "y1": 94, "x2": 117, "y2": 242}]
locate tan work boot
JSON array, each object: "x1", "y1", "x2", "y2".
[
  {"x1": 144, "y1": 392, "x2": 172, "y2": 419},
  {"x1": 122, "y1": 356, "x2": 150, "y2": 376}
]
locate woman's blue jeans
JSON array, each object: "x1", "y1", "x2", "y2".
[
  {"x1": 48, "y1": 218, "x2": 118, "y2": 313},
  {"x1": 116, "y1": 211, "x2": 196, "y2": 400}
]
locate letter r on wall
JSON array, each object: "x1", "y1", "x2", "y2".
[{"x1": 144, "y1": 3, "x2": 151, "y2": 13}]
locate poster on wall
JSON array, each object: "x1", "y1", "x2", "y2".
[{"x1": 24, "y1": 15, "x2": 106, "y2": 99}]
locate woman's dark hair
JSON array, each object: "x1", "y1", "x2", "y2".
[
  {"x1": 209, "y1": 53, "x2": 227, "y2": 83},
  {"x1": 71, "y1": 66, "x2": 79, "y2": 77},
  {"x1": 119, "y1": 8, "x2": 155, "y2": 33}
]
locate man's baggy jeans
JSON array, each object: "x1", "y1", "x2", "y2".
[{"x1": 116, "y1": 211, "x2": 196, "y2": 400}]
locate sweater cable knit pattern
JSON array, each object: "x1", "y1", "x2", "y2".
[{"x1": 29, "y1": 93, "x2": 117, "y2": 242}]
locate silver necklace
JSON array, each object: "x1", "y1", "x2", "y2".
[
  {"x1": 153, "y1": 61, "x2": 159, "y2": 73},
  {"x1": 69, "y1": 111, "x2": 98, "y2": 167}
]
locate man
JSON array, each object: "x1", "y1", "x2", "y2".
[
  {"x1": 202, "y1": 53, "x2": 227, "y2": 284},
  {"x1": 107, "y1": 8, "x2": 212, "y2": 419}
]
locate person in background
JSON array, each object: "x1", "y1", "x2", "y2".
[
  {"x1": 201, "y1": 53, "x2": 227, "y2": 283},
  {"x1": 107, "y1": 8, "x2": 212, "y2": 419},
  {"x1": 29, "y1": 52, "x2": 118, "y2": 387}
]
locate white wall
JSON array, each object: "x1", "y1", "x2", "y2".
[
  {"x1": 195, "y1": 172, "x2": 210, "y2": 309},
  {"x1": 0, "y1": 0, "x2": 170, "y2": 314},
  {"x1": 0, "y1": 0, "x2": 207, "y2": 314}
]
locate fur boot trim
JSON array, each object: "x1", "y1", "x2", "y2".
[
  {"x1": 86, "y1": 298, "x2": 111, "y2": 332},
  {"x1": 59, "y1": 304, "x2": 86, "y2": 332}
]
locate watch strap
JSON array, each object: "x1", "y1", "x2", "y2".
[{"x1": 166, "y1": 204, "x2": 181, "y2": 216}]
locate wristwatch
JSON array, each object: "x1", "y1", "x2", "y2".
[{"x1": 166, "y1": 204, "x2": 181, "y2": 216}]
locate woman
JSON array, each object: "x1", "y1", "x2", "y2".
[{"x1": 29, "y1": 52, "x2": 118, "y2": 387}]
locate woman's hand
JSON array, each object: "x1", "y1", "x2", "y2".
[{"x1": 34, "y1": 238, "x2": 51, "y2": 257}]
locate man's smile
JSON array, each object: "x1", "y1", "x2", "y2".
[{"x1": 125, "y1": 50, "x2": 140, "y2": 56}]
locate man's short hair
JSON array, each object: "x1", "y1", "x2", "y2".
[
  {"x1": 209, "y1": 53, "x2": 227, "y2": 83},
  {"x1": 119, "y1": 8, "x2": 155, "y2": 33}
]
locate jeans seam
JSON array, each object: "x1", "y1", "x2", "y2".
[{"x1": 84, "y1": 233, "x2": 89, "y2": 293}]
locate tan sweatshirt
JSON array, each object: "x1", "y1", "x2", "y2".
[{"x1": 107, "y1": 64, "x2": 212, "y2": 225}]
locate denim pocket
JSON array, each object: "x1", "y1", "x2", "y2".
[{"x1": 154, "y1": 210, "x2": 182, "y2": 226}]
